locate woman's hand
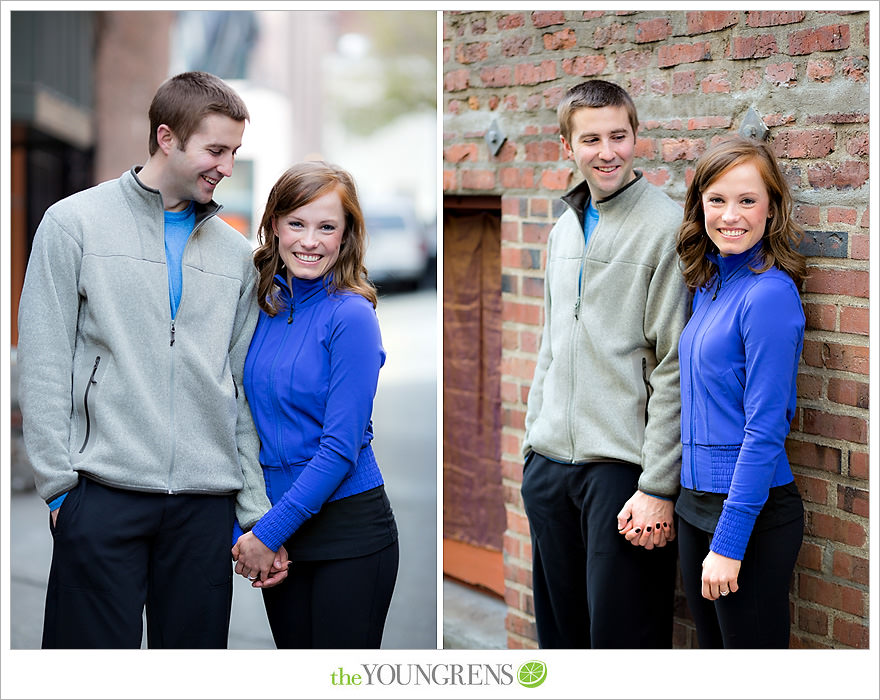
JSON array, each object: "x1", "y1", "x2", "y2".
[
  {"x1": 252, "y1": 546, "x2": 290, "y2": 589},
  {"x1": 701, "y1": 550, "x2": 741, "y2": 600},
  {"x1": 232, "y1": 531, "x2": 288, "y2": 585}
]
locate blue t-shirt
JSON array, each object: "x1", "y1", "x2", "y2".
[{"x1": 164, "y1": 202, "x2": 196, "y2": 318}]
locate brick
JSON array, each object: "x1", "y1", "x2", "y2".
[
  {"x1": 796, "y1": 541, "x2": 823, "y2": 571},
  {"x1": 827, "y1": 207, "x2": 858, "y2": 225},
  {"x1": 787, "y1": 439, "x2": 841, "y2": 474},
  {"x1": 673, "y1": 70, "x2": 697, "y2": 94},
  {"x1": 480, "y1": 65, "x2": 513, "y2": 88},
  {"x1": 628, "y1": 77, "x2": 646, "y2": 97},
  {"x1": 799, "y1": 571, "x2": 865, "y2": 611},
  {"x1": 804, "y1": 302, "x2": 835, "y2": 331},
  {"x1": 524, "y1": 141, "x2": 560, "y2": 162},
  {"x1": 515, "y1": 60, "x2": 557, "y2": 86},
  {"x1": 542, "y1": 86, "x2": 566, "y2": 109},
  {"x1": 522, "y1": 222, "x2": 551, "y2": 243},
  {"x1": 649, "y1": 78, "x2": 669, "y2": 95},
  {"x1": 445, "y1": 69, "x2": 470, "y2": 92},
  {"x1": 827, "y1": 377, "x2": 868, "y2": 409},
  {"x1": 661, "y1": 138, "x2": 707, "y2": 162},
  {"x1": 795, "y1": 372, "x2": 823, "y2": 399},
  {"x1": 687, "y1": 11, "x2": 738, "y2": 34},
  {"x1": 803, "y1": 268, "x2": 868, "y2": 297},
  {"x1": 793, "y1": 473, "x2": 828, "y2": 505},
  {"x1": 802, "y1": 408, "x2": 867, "y2": 443},
  {"x1": 771, "y1": 128, "x2": 835, "y2": 158},
  {"x1": 837, "y1": 484, "x2": 869, "y2": 517},
  {"x1": 806, "y1": 58, "x2": 834, "y2": 82},
  {"x1": 832, "y1": 551, "x2": 869, "y2": 586},
  {"x1": 616, "y1": 49, "x2": 653, "y2": 73},
  {"x1": 859, "y1": 207, "x2": 869, "y2": 228},
  {"x1": 842, "y1": 55, "x2": 868, "y2": 82},
  {"x1": 498, "y1": 14, "x2": 525, "y2": 31},
  {"x1": 543, "y1": 27, "x2": 577, "y2": 51},
  {"x1": 802, "y1": 340, "x2": 869, "y2": 376},
  {"x1": 531, "y1": 11, "x2": 566, "y2": 29},
  {"x1": 845, "y1": 132, "x2": 869, "y2": 158},
  {"x1": 797, "y1": 230, "x2": 847, "y2": 258},
  {"x1": 634, "y1": 17, "x2": 672, "y2": 43},
  {"x1": 506, "y1": 611, "x2": 537, "y2": 639},
  {"x1": 460, "y1": 169, "x2": 495, "y2": 191},
  {"x1": 561, "y1": 54, "x2": 608, "y2": 76},
  {"x1": 501, "y1": 196, "x2": 524, "y2": 218},
  {"x1": 788, "y1": 25, "x2": 850, "y2": 55},
  {"x1": 739, "y1": 68, "x2": 762, "y2": 89},
  {"x1": 729, "y1": 34, "x2": 778, "y2": 59},
  {"x1": 593, "y1": 22, "x2": 628, "y2": 49},
  {"x1": 634, "y1": 137, "x2": 656, "y2": 159},
  {"x1": 455, "y1": 42, "x2": 489, "y2": 65},
  {"x1": 500, "y1": 168, "x2": 535, "y2": 190},
  {"x1": 807, "y1": 511, "x2": 867, "y2": 548},
  {"x1": 522, "y1": 276, "x2": 544, "y2": 299},
  {"x1": 839, "y1": 307, "x2": 868, "y2": 336},
  {"x1": 443, "y1": 169, "x2": 457, "y2": 191},
  {"x1": 467, "y1": 95, "x2": 480, "y2": 111},
  {"x1": 850, "y1": 233, "x2": 868, "y2": 260},
  {"x1": 540, "y1": 168, "x2": 573, "y2": 190},
  {"x1": 701, "y1": 72, "x2": 731, "y2": 93},
  {"x1": 528, "y1": 197, "x2": 550, "y2": 217},
  {"x1": 848, "y1": 451, "x2": 868, "y2": 480},
  {"x1": 470, "y1": 17, "x2": 487, "y2": 35},
  {"x1": 805, "y1": 112, "x2": 869, "y2": 124},
  {"x1": 658, "y1": 41, "x2": 712, "y2": 68},
  {"x1": 747, "y1": 11, "x2": 806, "y2": 27},
  {"x1": 765, "y1": 62, "x2": 797, "y2": 86},
  {"x1": 641, "y1": 169, "x2": 671, "y2": 187},
  {"x1": 444, "y1": 143, "x2": 479, "y2": 163},
  {"x1": 797, "y1": 606, "x2": 828, "y2": 636},
  {"x1": 501, "y1": 35, "x2": 532, "y2": 57},
  {"x1": 833, "y1": 619, "x2": 869, "y2": 649}
]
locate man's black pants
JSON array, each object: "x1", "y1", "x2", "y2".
[
  {"x1": 521, "y1": 453, "x2": 677, "y2": 648},
  {"x1": 41, "y1": 476, "x2": 235, "y2": 648}
]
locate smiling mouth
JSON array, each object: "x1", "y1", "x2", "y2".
[
  {"x1": 202, "y1": 174, "x2": 219, "y2": 186},
  {"x1": 595, "y1": 165, "x2": 619, "y2": 174},
  {"x1": 718, "y1": 228, "x2": 747, "y2": 238},
  {"x1": 294, "y1": 252, "x2": 321, "y2": 263}
]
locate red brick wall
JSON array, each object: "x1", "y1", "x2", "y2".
[{"x1": 442, "y1": 9, "x2": 870, "y2": 649}]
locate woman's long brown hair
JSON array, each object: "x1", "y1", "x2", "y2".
[
  {"x1": 676, "y1": 135, "x2": 807, "y2": 292},
  {"x1": 253, "y1": 161, "x2": 377, "y2": 314}
]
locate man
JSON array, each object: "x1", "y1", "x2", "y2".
[
  {"x1": 18, "y1": 71, "x2": 283, "y2": 648},
  {"x1": 521, "y1": 79, "x2": 690, "y2": 648}
]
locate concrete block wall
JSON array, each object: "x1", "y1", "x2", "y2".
[{"x1": 442, "y1": 9, "x2": 870, "y2": 649}]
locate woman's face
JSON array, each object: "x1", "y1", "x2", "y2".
[
  {"x1": 274, "y1": 187, "x2": 345, "y2": 281},
  {"x1": 701, "y1": 160, "x2": 771, "y2": 257}
]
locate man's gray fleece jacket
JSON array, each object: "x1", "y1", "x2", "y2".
[
  {"x1": 17, "y1": 168, "x2": 272, "y2": 528},
  {"x1": 523, "y1": 174, "x2": 690, "y2": 498}
]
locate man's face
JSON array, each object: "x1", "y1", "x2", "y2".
[
  {"x1": 162, "y1": 113, "x2": 244, "y2": 211},
  {"x1": 561, "y1": 104, "x2": 636, "y2": 201}
]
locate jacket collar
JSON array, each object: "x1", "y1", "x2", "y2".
[
  {"x1": 709, "y1": 240, "x2": 765, "y2": 282},
  {"x1": 561, "y1": 171, "x2": 645, "y2": 226},
  {"x1": 126, "y1": 166, "x2": 223, "y2": 231},
  {"x1": 272, "y1": 272, "x2": 331, "y2": 309}
]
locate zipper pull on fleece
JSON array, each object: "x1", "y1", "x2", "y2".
[
  {"x1": 712, "y1": 277, "x2": 722, "y2": 301},
  {"x1": 170, "y1": 319, "x2": 176, "y2": 346},
  {"x1": 573, "y1": 296, "x2": 581, "y2": 320}
]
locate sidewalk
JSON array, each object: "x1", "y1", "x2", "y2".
[{"x1": 442, "y1": 577, "x2": 508, "y2": 649}]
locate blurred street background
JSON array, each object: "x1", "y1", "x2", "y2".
[{"x1": 5, "y1": 8, "x2": 438, "y2": 650}]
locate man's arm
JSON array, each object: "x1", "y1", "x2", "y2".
[
  {"x1": 18, "y1": 211, "x2": 83, "y2": 506},
  {"x1": 228, "y1": 262, "x2": 272, "y2": 529},
  {"x1": 620, "y1": 241, "x2": 691, "y2": 548}
]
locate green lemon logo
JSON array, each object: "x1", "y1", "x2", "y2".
[{"x1": 517, "y1": 660, "x2": 547, "y2": 688}]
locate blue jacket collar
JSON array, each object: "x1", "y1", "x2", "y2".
[
  {"x1": 273, "y1": 272, "x2": 332, "y2": 308},
  {"x1": 709, "y1": 240, "x2": 765, "y2": 282}
]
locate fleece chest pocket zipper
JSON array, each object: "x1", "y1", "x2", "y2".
[{"x1": 78, "y1": 355, "x2": 102, "y2": 454}]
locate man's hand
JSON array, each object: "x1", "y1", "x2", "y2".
[
  {"x1": 232, "y1": 531, "x2": 288, "y2": 584},
  {"x1": 616, "y1": 490, "x2": 675, "y2": 549},
  {"x1": 51, "y1": 509, "x2": 59, "y2": 527}
]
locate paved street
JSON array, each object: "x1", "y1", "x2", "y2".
[{"x1": 8, "y1": 288, "x2": 438, "y2": 650}]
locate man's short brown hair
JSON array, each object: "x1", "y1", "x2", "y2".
[{"x1": 557, "y1": 79, "x2": 639, "y2": 143}]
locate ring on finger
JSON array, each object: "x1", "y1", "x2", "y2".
[{"x1": 720, "y1": 590, "x2": 729, "y2": 596}]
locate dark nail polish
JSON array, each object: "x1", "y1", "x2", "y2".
[
  {"x1": 634, "y1": 528, "x2": 641, "y2": 533},
  {"x1": 656, "y1": 522, "x2": 661, "y2": 529},
  {"x1": 646, "y1": 526, "x2": 652, "y2": 532},
  {"x1": 663, "y1": 522, "x2": 668, "y2": 527}
]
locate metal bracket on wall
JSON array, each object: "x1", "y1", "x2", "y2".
[
  {"x1": 485, "y1": 118, "x2": 507, "y2": 156},
  {"x1": 739, "y1": 107, "x2": 769, "y2": 141}
]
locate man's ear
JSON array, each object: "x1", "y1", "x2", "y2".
[
  {"x1": 156, "y1": 124, "x2": 176, "y2": 156},
  {"x1": 560, "y1": 134, "x2": 574, "y2": 161}
]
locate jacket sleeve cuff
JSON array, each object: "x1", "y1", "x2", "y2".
[
  {"x1": 250, "y1": 499, "x2": 310, "y2": 552},
  {"x1": 710, "y1": 504, "x2": 757, "y2": 561}
]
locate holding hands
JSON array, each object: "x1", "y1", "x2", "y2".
[
  {"x1": 232, "y1": 532, "x2": 290, "y2": 588},
  {"x1": 616, "y1": 490, "x2": 676, "y2": 550}
]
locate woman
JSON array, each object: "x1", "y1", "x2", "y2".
[
  {"x1": 675, "y1": 136, "x2": 806, "y2": 648},
  {"x1": 232, "y1": 161, "x2": 398, "y2": 648}
]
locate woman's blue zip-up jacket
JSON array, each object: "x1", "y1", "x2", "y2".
[
  {"x1": 243, "y1": 273, "x2": 386, "y2": 552},
  {"x1": 679, "y1": 241, "x2": 804, "y2": 560}
]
